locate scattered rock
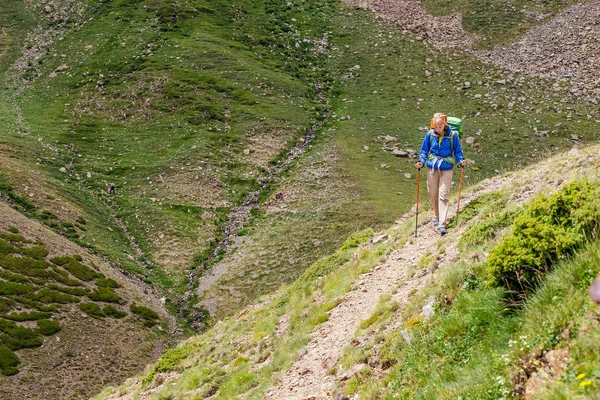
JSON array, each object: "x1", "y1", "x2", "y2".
[
  {"x1": 243, "y1": 148, "x2": 251, "y2": 155},
  {"x1": 363, "y1": 145, "x2": 369, "y2": 151},
  {"x1": 59, "y1": 167, "x2": 67, "y2": 173},
  {"x1": 400, "y1": 328, "x2": 411, "y2": 344},
  {"x1": 338, "y1": 363, "x2": 367, "y2": 381},
  {"x1": 392, "y1": 148, "x2": 409, "y2": 157},
  {"x1": 372, "y1": 234, "x2": 388, "y2": 244},
  {"x1": 465, "y1": 137, "x2": 475, "y2": 145},
  {"x1": 404, "y1": 173, "x2": 412, "y2": 179},
  {"x1": 590, "y1": 275, "x2": 600, "y2": 305}
]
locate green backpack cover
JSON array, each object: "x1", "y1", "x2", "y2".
[{"x1": 446, "y1": 117, "x2": 463, "y2": 139}]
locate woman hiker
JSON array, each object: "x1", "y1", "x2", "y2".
[{"x1": 414, "y1": 113, "x2": 467, "y2": 235}]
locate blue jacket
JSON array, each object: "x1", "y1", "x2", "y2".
[{"x1": 419, "y1": 127, "x2": 464, "y2": 170}]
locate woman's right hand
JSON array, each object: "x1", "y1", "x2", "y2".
[{"x1": 415, "y1": 162, "x2": 423, "y2": 169}]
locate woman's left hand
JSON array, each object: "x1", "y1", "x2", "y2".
[{"x1": 460, "y1": 160, "x2": 468, "y2": 167}]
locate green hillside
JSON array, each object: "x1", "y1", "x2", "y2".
[
  {"x1": 2, "y1": 0, "x2": 597, "y2": 324},
  {"x1": 0, "y1": 0, "x2": 599, "y2": 398},
  {"x1": 94, "y1": 145, "x2": 600, "y2": 400}
]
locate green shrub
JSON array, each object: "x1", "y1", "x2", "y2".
[
  {"x1": 4, "y1": 312, "x2": 51, "y2": 321},
  {"x1": 0, "y1": 255, "x2": 49, "y2": 278},
  {"x1": 49, "y1": 256, "x2": 71, "y2": 266},
  {"x1": 449, "y1": 191, "x2": 508, "y2": 228},
  {"x1": 65, "y1": 259, "x2": 97, "y2": 281},
  {"x1": 79, "y1": 303, "x2": 105, "y2": 318},
  {"x1": 0, "y1": 281, "x2": 35, "y2": 296},
  {"x1": 485, "y1": 181, "x2": 600, "y2": 297},
  {"x1": 0, "y1": 345, "x2": 20, "y2": 376},
  {"x1": 32, "y1": 288, "x2": 80, "y2": 304},
  {"x1": 87, "y1": 288, "x2": 121, "y2": 303},
  {"x1": 20, "y1": 246, "x2": 49, "y2": 260},
  {"x1": 148, "y1": 346, "x2": 189, "y2": 378},
  {"x1": 0, "y1": 233, "x2": 27, "y2": 243},
  {"x1": 1, "y1": 325, "x2": 43, "y2": 350},
  {"x1": 103, "y1": 305, "x2": 126, "y2": 319},
  {"x1": 340, "y1": 228, "x2": 375, "y2": 251},
  {"x1": 130, "y1": 304, "x2": 159, "y2": 326},
  {"x1": 47, "y1": 284, "x2": 87, "y2": 296},
  {"x1": 37, "y1": 319, "x2": 60, "y2": 336},
  {"x1": 96, "y1": 277, "x2": 121, "y2": 288},
  {"x1": 0, "y1": 299, "x2": 12, "y2": 314},
  {"x1": 0, "y1": 239, "x2": 15, "y2": 256},
  {"x1": 7, "y1": 227, "x2": 18, "y2": 234},
  {"x1": 459, "y1": 208, "x2": 521, "y2": 251},
  {"x1": 0, "y1": 270, "x2": 31, "y2": 284}
]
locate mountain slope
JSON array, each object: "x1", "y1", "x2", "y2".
[
  {"x1": 94, "y1": 143, "x2": 600, "y2": 399},
  {"x1": 0, "y1": 202, "x2": 173, "y2": 400}
]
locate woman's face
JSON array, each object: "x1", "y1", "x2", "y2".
[{"x1": 434, "y1": 122, "x2": 445, "y2": 134}]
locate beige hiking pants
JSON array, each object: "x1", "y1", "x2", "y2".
[{"x1": 426, "y1": 168, "x2": 453, "y2": 227}]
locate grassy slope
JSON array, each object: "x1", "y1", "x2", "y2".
[
  {"x1": 1, "y1": 0, "x2": 597, "y2": 326},
  {"x1": 0, "y1": 203, "x2": 171, "y2": 400},
  {"x1": 194, "y1": 3, "x2": 598, "y2": 319},
  {"x1": 94, "y1": 143, "x2": 600, "y2": 400},
  {"x1": 2, "y1": 0, "x2": 329, "y2": 305}
]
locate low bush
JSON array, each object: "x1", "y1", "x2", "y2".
[
  {"x1": 485, "y1": 181, "x2": 600, "y2": 298},
  {"x1": 0, "y1": 345, "x2": 20, "y2": 376},
  {"x1": 1, "y1": 325, "x2": 43, "y2": 350},
  {"x1": 79, "y1": 303, "x2": 105, "y2": 318},
  {"x1": 459, "y1": 208, "x2": 522, "y2": 251},
  {"x1": 340, "y1": 228, "x2": 374, "y2": 251},
  {"x1": 4, "y1": 312, "x2": 51, "y2": 321},
  {"x1": 96, "y1": 277, "x2": 121, "y2": 288},
  {"x1": 0, "y1": 255, "x2": 49, "y2": 278},
  {"x1": 103, "y1": 305, "x2": 127, "y2": 318},
  {"x1": 0, "y1": 233, "x2": 27, "y2": 243},
  {"x1": 32, "y1": 288, "x2": 80, "y2": 304},
  {"x1": 65, "y1": 259, "x2": 98, "y2": 281},
  {"x1": 49, "y1": 256, "x2": 71, "y2": 266},
  {"x1": 87, "y1": 288, "x2": 121, "y2": 303},
  {"x1": 47, "y1": 284, "x2": 87, "y2": 296},
  {"x1": 147, "y1": 346, "x2": 189, "y2": 379},
  {"x1": 0, "y1": 281, "x2": 35, "y2": 296},
  {"x1": 130, "y1": 304, "x2": 159, "y2": 326},
  {"x1": 0, "y1": 270, "x2": 31, "y2": 283},
  {"x1": 0, "y1": 239, "x2": 15, "y2": 255},
  {"x1": 20, "y1": 246, "x2": 49, "y2": 260},
  {"x1": 37, "y1": 319, "x2": 61, "y2": 336}
]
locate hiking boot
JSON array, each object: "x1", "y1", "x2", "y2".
[
  {"x1": 439, "y1": 226, "x2": 447, "y2": 235},
  {"x1": 433, "y1": 218, "x2": 439, "y2": 227}
]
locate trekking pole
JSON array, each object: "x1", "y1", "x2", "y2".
[
  {"x1": 415, "y1": 168, "x2": 421, "y2": 238},
  {"x1": 455, "y1": 164, "x2": 465, "y2": 227}
]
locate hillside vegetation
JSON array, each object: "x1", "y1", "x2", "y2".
[
  {"x1": 95, "y1": 144, "x2": 600, "y2": 399},
  {"x1": 2, "y1": 0, "x2": 598, "y2": 324},
  {"x1": 0, "y1": 203, "x2": 171, "y2": 400},
  {"x1": 1, "y1": 0, "x2": 599, "y2": 398}
]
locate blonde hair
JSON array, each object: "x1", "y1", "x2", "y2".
[{"x1": 430, "y1": 113, "x2": 448, "y2": 129}]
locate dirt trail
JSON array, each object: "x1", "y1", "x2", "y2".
[{"x1": 264, "y1": 175, "x2": 517, "y2": 399}]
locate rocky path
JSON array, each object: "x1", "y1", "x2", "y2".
[{"x1": 264, "y1": 174, "x2": 512, "y2": 399}]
